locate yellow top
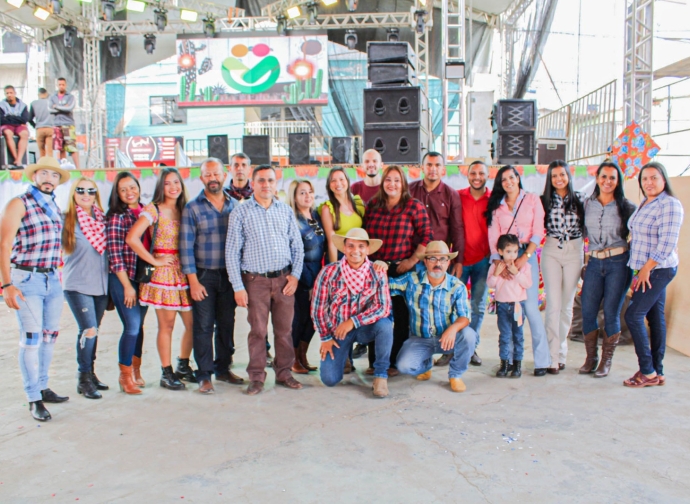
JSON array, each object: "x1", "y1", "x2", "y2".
[{"x1": 319, "y1": 195, "x2": 366, "y2": 235}]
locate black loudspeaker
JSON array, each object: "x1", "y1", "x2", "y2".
[
  {"x1": 368, "y1": 64, "x2": 417, "y2": 87},
  {"x1": 207, "y1": 134, "x2": 229, "y2": 164},
  {"x1": 288, "y1": 133, "x2": 310, "y2": 165},
  {"x1": 367, "y1": 41, "x2": 416, "y2": 66},
  {"x1": 331, "y1": 137, "x2": 353, "y2": 164},
  {"x1": 242, "y1": 135, "x2": 271, "y2": 166},
  {"x1": 363, "y1": 125, "x2": 427, "y2": 164},
  {"x1": 364, "y1": 87, "x2": 424, "y2": 125},
  {"x1": 493, "y1": 100, "x2": 537, "y2": 132},
  {"x1": 496, "y1": 132, "x2": 536, "y2": 165}
]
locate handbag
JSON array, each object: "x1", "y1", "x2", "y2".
[{"x1": 134, "y1": 205, "x2": 159, "y2": 284}]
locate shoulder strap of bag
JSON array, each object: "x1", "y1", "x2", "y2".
[{"x1": 507, "y1": 195, "x2": 526, "y2": 234}]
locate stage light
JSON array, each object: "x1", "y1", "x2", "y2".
[
  {"x1": 126, "y1": 0, "x2": 146, "y2": 12},
  {"x1": 414, "y1": 10, "x2": 426, "y2": 34},
  {"x1": 276, "y1": 14, "x2": 287, "y2": 36},
  {"x1": 180, "y1": 9, "x2": 197, "y2": 22},
  {"x1": 417, "y1": 0, "x2": 426, "y2": 6},
  {"x1": 101, "y1": 0, "x2": 115, "y2": 21},
  {"x1": 386, "y1": 28, "x2": 399, "y2": 42},
  {"x1": 321, "y1": 0, "x2": 336, "y2": 5},
  {"x1": 52, "y1": 0, "x2": 62, "y2": 15},
  {"x1": 203, "y1": 17, "x2": 215, "y2": 37},
  {"x1": 6, "y1": 0, "x2": 24, "y2": 8},
  {"x1": 108, "y1": 36, "x2": 122, "y2": 57},
  {"x1": 63, "y1": 25, "x2": 76, "y2": 47},
  {"x1": 154, "y1": 8, "x2": 167, "y2": 31},
  {"x1": 144, "y1": 33, "x2": 156, "y2": 54},
  {"x1": 346, "y1": 0, "x2": 356, "y2": 11},
  {"x1": 286, "y1": 6, "x2": 300, "y2": 18},
  {"x1": 34, "y1": 6, "x2": 50, "y2": 20},
  {"x1": 344, "y1": 29, "x2": 357, "y2": 50},
  {"x1": 306, "y1": 2, "x2": 317, "y2": 24}
]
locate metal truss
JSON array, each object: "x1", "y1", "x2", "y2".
[
  {"x1": 82, "y1": 1, "x2": 105, "y2": 168},
  {"x1": 0, "y1": 13, "x2": 39, "y2": 41},
  {"x1": 441, "y1": 0, "x2": 465, "y2": 162},
  {"x1": 623, "y1": 0, "x2": 654, "y2": 133},
  {"x1": 500, "y1": 0, "x2": 533, "y2": 98}
]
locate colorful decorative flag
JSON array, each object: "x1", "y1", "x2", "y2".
[{"x1": 608, "y1": 121, "x2": 660, "y2": 179}]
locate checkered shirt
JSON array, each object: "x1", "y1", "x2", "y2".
[
  {"x1": 545, "y1": 192, "x2": 584, "y2": 247},
  {"x1": 106, "y1": 208, "x2": 139, "y2": 280},
  {"x1": 11, "y1": 190, "x2": 63, "y2": 269},
  {"x1": 364, "y1": 198, "x2": 434, "y2": 262}
]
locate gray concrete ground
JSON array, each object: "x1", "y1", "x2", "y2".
[{"x1": 0, "y1": 302, "x2": 689, "y2": 503}]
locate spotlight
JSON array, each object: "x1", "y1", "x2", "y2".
[
  {"x1": 180, "y1": 9, "x2": 197, "y2": 22},
  {"x1": 414, "y1": 10, "x2": 426, "y2": 34},
  {"x1": 286, "y1": 6, "x2": 300, "y2": 18},
  {"x1": 386, "y1": 28, "x2": 399, "y2": 42},
  {"x1": 108, "y1": 36, "x2": 122, "y2": 57},
  {"x1": 203, "y1": 17, "x2": 215, "y2": 37},
  {"x1": 7, "y1": 0, "x2": 24, "y2": 8},
  {"x1": 154, "y1": 8, "x2": 167, "y2": 31},
  {"x1": 126, "y1": 0, "x2": 146, "y2": 12},
  {"x1": 346, "y1": 0, "x2": 357, "y2": 11},
  {"x1": 276, "y1": 14, "x2": 287, "y2": 36},
  {"x1": 51, "y1": 0, "x2": 62, "y2": 15},
  {"x1": 144, "y1": 33, "x2": 156, "y2": 54},
  {"x1": 63, "y1": 25, "x2": 76, "y2": 47},
  {"x1": 306, "y1": 2, "x2": 317, "y2": 24},
  {"x1": 34, "y1": 6, "x2": 51, "y2": 19},
  {"x1": 344, "y1": 29, "x2": 357, "y2": 50},
  {"x1": 101, "y1": 0, "x2": 115, "y2": 21},
  {"x1": 321, "y1": 0, "x2": 336, "y2": 5}
]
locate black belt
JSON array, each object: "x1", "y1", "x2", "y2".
[
  {"x1": 242, "y1": 265, "x2": 291, "y2": 278},
  {"x1": 13, "y1": 264, "x2": 55, "y2": 273}
]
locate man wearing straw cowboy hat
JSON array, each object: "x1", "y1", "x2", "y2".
[
  {"x1": 389, "y1": 241, "x2": 477, "y2": 393},
  {"x1": 311, "y1": 228, "x2": 393, "y2": 398},
  {"x1": 0, "y1": 156, "x2": 72, "y2": 421}
]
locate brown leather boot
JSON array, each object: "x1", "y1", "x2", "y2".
[
  {"x1": 594, "y1": 331, "x2": 620, "y2": 378},
  {"x1": 291, "y1": 347, "x2": 309, "y2": 374},
  {"x1": 578, "y1": 330, "x2": 600, "y2": 374},
  {"x1": 132, "y1": 356, "x2": 145, "y2": 388},
  {"x1": 298, "y1": 341, "x2": 317, "y2": 371},
  {"x1": 119, "y1": 364, "x2": 143, "y2": 395}
]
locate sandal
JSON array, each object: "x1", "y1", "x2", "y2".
[
  {"x1": 657, "y1": 375, "x2": 666, "y2": 386},
  {"x1": 623, "y1": 371, "x2": 659, "y2": 388}
]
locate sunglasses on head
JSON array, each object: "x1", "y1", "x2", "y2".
[{"x1": 75, "y1": 187, "x2": 98, "y2": 195}]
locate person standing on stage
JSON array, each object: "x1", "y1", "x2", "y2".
[
  {"x1": 224, "y1": 152, "x2": 253, "y2": 202},
  {"x1": 351, "y1": 149, "x2": 383, "y2": 204},
  {"x1": 29, "y1": 88, "x2": 54, "y2": 158},
  {"x1": 180, "y1": 158, "x2": 244, "y2": 394},
  {"x1": 0, "y1": 157, "x2": 71, "y2": 421},
  {"x1": 1, "y1": 85, "x2": 31, "y2": 167},
  {"x1": 49, "y1": 77, "x2": 79, "y2": 169},
  {"x1": 225, "y1": 165, "x2": 305, "y2": 396}
]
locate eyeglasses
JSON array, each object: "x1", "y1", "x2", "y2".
[
  {"x1": 308, "y1": 219, "x2": 325, "y2": 236},
  {"x1": 75, "y1": 187, "x2": 98, "y2": 195},
  {"x1": 425, "y1": 257, "x2": 450, "y2": 264}
]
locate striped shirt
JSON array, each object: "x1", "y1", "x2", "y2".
[
  {"x1": 180, "y1": 189, "x2": 237, "y2": 274},
  {"x1": 388, "y1": 269, "x2": 470, "y2": 339},
  {"x1": 628, "y1": 191, "x2": 684, "y2": 270},
  {"x1": 225, "y1": 196, "x2": 304, "y2": 292},
  {"x1": 11, "y1": 189, "x2": 63, "y2": 269}
]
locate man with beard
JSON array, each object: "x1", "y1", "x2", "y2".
[
  {"x1": 0, "y1": 157, "x2": 71, "y2": 421},
  {"x1": 180, "y1": 158, "x2": 244, "y2": 394},
  {"x1": 390, "y1": 241, "x2": 477, "y2": 393},
  {"x1": 351, "y1": 149, "x2": 383, "y2": 204}
]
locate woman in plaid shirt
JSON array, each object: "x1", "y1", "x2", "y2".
[{"x1": 623, "y1": 162, "x2": 684, "y2": 388}]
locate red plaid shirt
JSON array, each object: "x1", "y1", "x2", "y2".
[
  {"x1": 364, "y1": 198, "x2": 434, "y2": 262},
  {"x1": 106, "y1": 207, "x2": 140, "y2": 280}
]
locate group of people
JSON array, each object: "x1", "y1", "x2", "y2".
[
  {"x1": 0, "y1": 148, "x2": 683, "y2": 422},
  {"x1": 1, "y1": 78, "x2": 78, "y2": 169}
]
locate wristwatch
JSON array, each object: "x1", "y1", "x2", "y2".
[{"x1": 526, "y1": 252, "x2": 532, "y2": 259}]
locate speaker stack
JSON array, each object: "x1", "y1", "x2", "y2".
[
  {"x1": 491, "y1": 99, "x2": 537, "y2": 165},
  {"x1": 363, "y1": 41, "x2": 428, "y2": 164}
]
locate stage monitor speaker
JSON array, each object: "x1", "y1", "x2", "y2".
[
  {"x1": 537, "y1": 139, "x2": 567, "y2": 165},
  {"x1": 496, "y1": 132, "x2": 536, "y2": 165},
  {"x1": 331, "y1": 137, "x2": 353, "y2": 164},
  {"x1": 207, "y1": 134, "x2": 229, "y2": 165},
  {"x1": 364, "y1": 87, "x2": 425, "y2": 125},
  {"x1": 288, "y1": 132, "x2": 310, "y2": 165},
  {"x1": 368, "y1": 63, "x2": 417, "y2": 87},
  {"x1": 363, "y1": 124, "x2": 427, "y2": 164},
  {"x1": 367, "y1": 41, "x2": 416, "y2": 66},
  {"x1": 242, "y1": 135, "x2": 271, "y2": 166},
  {"x1": 493, "y1": 99, "x2": 537, "y2": 132}
]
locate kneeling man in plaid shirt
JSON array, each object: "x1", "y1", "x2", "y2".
[{"x1": 311, "y1": 228, "x2": 393, "y2": 398}]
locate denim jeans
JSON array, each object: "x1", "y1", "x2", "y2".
[
  {"x1": 292, "y1": 283, "x2": 316, "y2": 347},
  {"x1": 496, "y1": 301, "x2": 526, "y2": 361},
  {"x1": 192, "y1": 268, "x2": 236, "y2": 381},
  {"x1": 108, "y1": 273, "x2": 148, "y2": 366},
  {"x1": 11, "y1": 269, "x2": 63, "y2": 402},
  {"x1": 396, "y1": 327, "x2": 477, "y2": 379},
  {"x1": 581, "y1": 252, "x2": 632, "y2": 336},
  {"x1": 63, "y1": 291, "x2": 108, "y2": 373},
  {"x1": 321, "y1": 318, "x2": 393, "y2": 386},
  {"x1": 517, "y1": 249, "x2": 551, "y2": 368},
  {"x1": 625, "y1": 267, "x2": 677, "y2": 376},
  {"x1": 460, "y1": 256, "x2": 491, "y2": 346}
]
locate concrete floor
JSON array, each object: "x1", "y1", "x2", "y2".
[{"x1": 0, "y1": 302, "x2": 689, "y2": 503}]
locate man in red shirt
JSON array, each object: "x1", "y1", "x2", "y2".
[{"x1": 350, "y1": 149, "x2": 382, "y2": 204}]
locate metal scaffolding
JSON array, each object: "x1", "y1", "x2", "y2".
[
  {"x1": 441, "y1": 0, "x2": 465, "y2": 162},
  {"x1": 623, "y1": 0, "x2": 654, "y2": 133},
  {"x1": 82, "y1": 1, "x2": 104, "y2": 168}
]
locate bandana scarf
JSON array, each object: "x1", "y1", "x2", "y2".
[
  {"x1": 30, "y1": 185, "x2": 61, "y2": 223},
  {"x1": 76, "y1": 205, "x2": 106, "y2": 254},
  {"x1": 227, "y1": 182, "x2": 253, "y2": 202},
  {"x1": 341, "y1": 257, "x2": 372, "y2": 295}
]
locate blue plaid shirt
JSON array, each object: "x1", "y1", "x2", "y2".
[
  {"x1": 225, "y1": 196, "x2": 304, "y2": 292},
  {"x1": 389, "y1": 269, "x2": 470, "y2": 338},
  {"x1": 628, "y1": 191, "x2": 684, "y2": 270},
  {"x1": 180, "y1": 189, "x2": 238, "y2": 275}
]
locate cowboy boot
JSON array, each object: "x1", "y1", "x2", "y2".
[
  {"x1": 132, "y1": 355, "x2": 145, "y2": 388},
  {"x1": 119, "y1": 364, "x2": 143, "y2": 395},
  {"x1": 291, "y1": 347, "x2": 309, "y2": 374},
  {"x1": 594, "y1": 331, "x2": 620, "y2": 378},
  {"x1": 298, "y1": 341, "x2": 317, "y2": 371},
  {"x1": 578, "y1": 330, "x2": 600, "y2": 374}
]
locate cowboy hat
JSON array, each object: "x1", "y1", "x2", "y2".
[
  {"x1": 417, "y1": 240, "x2": 458, "y2": 260},
  {"x1": 332, "y1": 228, "x2": 383, "y2": 255},
  {"x1": 24, "y1": 156, "x2": 72, "y2": 185}
]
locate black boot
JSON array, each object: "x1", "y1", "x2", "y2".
[
  {"x1": 29, "y1": 400, "x2": 52, "y2": 421},
  {"x1": 78, "y1": 372, "x2": 102, "y2": 399},
  {"x1": 510, "y1": 360, "x2": 522, "y2": 378},
  {"x1": 41, "y1": 388, "x2": 69, "y2": 403},
  {"x1": 175, "y1": 358, "x2": 197, "y2": 383},
  {"x1": 496, "y1": 359, "x2": 510, "y2": 378},
  {"x1": 160, "y1": 366, "x2": 186, "y2": 390},
  {"x1": 91, "y1": 365, "x2": 109, "y2": 390}
]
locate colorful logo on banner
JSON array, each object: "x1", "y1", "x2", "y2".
[
  {"x1": 608, "y1": 121, "x2": 660, "y2": 179},
  {"x1": 221, "y1": 43, "x2": 280, "y2": 94}
]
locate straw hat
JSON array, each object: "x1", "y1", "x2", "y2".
[
  {"x1": 417, "y1": 241, "x2": 458, "y2": 260},
  {"x1": 24, "y1": 156, "x2": 71, "y2": 185},
  {"x1": 332, "y1": 228, "x2": 383, "y2": 255}
]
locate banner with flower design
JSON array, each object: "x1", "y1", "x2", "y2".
[{"x1": 608, "y1": 121, "x2": 660, "y2": 179}]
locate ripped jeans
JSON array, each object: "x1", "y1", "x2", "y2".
[
  {"x1": 64, "y1": 291, "x2": 108, "y2": 374},
  {"x1": 11, "y1": 269, "x2": 64, "y2": 402}
]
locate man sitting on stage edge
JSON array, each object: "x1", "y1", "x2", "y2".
[
  {"x1": 390, "y1": 241, "x2": 477, "y2": 393},
  {"x1": 312, "y1": 228, "x2": 393, "y2": 398}
]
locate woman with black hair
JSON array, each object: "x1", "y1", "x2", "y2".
[
  {"x1": 540, "y1": 160, "x2": 585, "y2": 373},
  {"x1": 623, "y1": 162, "x2": 683, "y2": 388},
  {"x1": 579, "y1": 162, "x2": 636, "y2": 378},
  {"x1": 486, "y1": 166, "x2": 551, "y2": 375}
]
